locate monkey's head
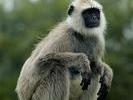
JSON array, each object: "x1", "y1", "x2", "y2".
[{"x1": 66, "y1": 0, "x2": 107, "y2": 35}]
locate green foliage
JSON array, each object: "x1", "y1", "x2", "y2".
[{"x1": 0, "y1": 0, "x2": 133, "y2": 100}]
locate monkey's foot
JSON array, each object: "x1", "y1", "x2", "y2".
[{"x1": 80, "y1": 72, "x2": 92, "y2": 91}]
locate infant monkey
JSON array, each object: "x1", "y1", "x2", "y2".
[{"x1": 16, "y1": 0, "x2": 113, "y2": 100}]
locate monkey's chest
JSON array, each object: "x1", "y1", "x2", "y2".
[
  {"x1": 75, "y1": 45, "x2": 97, "y2": 61},
  {"x1": 72, "y1": 35, "x2": 101, "y2": 61}
]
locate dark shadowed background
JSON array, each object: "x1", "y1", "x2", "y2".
[{"x1": 0, "y1": 0, "x2": 133, "y2": 100}]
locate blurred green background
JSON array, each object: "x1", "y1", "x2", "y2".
[{"x1": 0, "y1": 0, "x2": 133, "y2": 100}]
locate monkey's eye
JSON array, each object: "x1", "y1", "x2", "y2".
[{"x1": 68, "y1": 5, "x2": 74, "y2": 15}]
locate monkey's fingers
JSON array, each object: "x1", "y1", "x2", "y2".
[
  {"x1": 97, "y1": 83, "x2": 108, "y2": 100},
  {"x1": 80, "y1": 72, "x2": 92, "y2": 90},
  {"x1": 97, "y1": 76, "x2": 109, "y2": 100}
]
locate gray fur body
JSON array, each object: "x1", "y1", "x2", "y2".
[
  {"x1": 16, "y1": 22, "x2": 108, "y2": 100},
  {"x1": 16, "y1": 0, "x2": 113, "y2": 100}
]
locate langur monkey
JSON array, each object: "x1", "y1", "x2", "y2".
[{"x1": 16, "y1": 0, "x2": 113, "y2": 100}]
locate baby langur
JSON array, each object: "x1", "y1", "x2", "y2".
[{"x1": 16, "y1": 0, "x2": 113, "y2": 100}]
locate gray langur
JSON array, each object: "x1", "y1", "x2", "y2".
[{"x1": 16, "y1": 0, "x2": 113, "y2": 100}]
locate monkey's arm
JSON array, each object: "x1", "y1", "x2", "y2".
[
  {"x1": 97, "y1": 62, "x2": 113, "y2": 100},
  {"x1": 38, "y1": 52, "x2": 92, "y2": 89},
  {"x1": 16, "y1": 52, "x2": 92, "y2": 100}
]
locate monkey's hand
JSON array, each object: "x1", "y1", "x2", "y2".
[
  {"x1": 78, "y1": 55, "x2": 92, "y2": 91},
  {"x1": 97, "y1": 63, "x2": 113, "y2": 100},
  {"x1": 80, "y1": 71, "x2": 92, "y2": 91}
]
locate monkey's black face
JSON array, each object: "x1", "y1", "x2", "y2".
[{"x1": 82, "y1": 8, "x2": 100, "y2": 28}]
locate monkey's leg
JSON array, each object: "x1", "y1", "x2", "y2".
[
  {"x1": 31, "y1": 52, "x2": 92, "y2": 100},
  {"x1": 97, "y1": 62, "x2": 113, "y2": 100}
]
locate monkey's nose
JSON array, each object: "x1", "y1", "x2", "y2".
[{"x1": 82, "y1": 8, "x2": 100, "y2": 28}]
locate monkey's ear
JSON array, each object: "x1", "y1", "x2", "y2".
[{"x1": 68, "y1": 5, "x2": 75, "y2": 16}]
